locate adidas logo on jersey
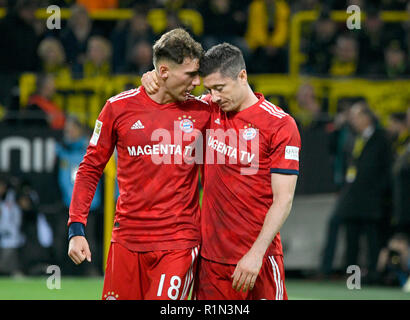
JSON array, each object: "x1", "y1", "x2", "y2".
[
  {"x1": 214, "y1": 118, "x2": 221, "y2": 124},
  {"x1": 131, "y1": 120, "x2": 144, "y2": 129}
]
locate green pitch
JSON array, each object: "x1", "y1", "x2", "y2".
[
  {"x1": 0, "y1": 277, "x2": 409, "y2": 300},
  {"x1": 0, "y1": 276, "x2": 103, "y2": 300}
]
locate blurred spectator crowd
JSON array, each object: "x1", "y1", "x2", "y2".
[
  {"x1": 0, "y1": 0, "x2": 409, "y2": 121},
  {"x1": 0, "y1": 0, "x2": 409, "y2": 82},
  {"x1": 0, "y1": 0, "x2": 409, "y2": 283}
]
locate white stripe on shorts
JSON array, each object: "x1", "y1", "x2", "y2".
[
  {"x1": 269, "y1": 256, "x2": 283, "y2": 300},
  {"x1": 181, "y1": 245, "x2": 199, "y2": 300},
  {"x1": 272, "y1": 257, "x2": 283, "y2": 300}
]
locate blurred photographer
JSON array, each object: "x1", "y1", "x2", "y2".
[
  {"x1": 0, "y1": 174, "x2": 24, "y2": 276},
  {"x1": 17, "y1": 180, "x2": 51, "y2": 275},
  {"x1": 377, "y1": 233, "x2": 409, "y2": 287}
]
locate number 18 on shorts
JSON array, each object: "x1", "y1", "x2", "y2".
[{"x1": 102, "y1": 242, "x2": 199, "y2": 300}]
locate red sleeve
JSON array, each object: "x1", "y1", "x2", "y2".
[
  {"x1": 68, "y1": 101, "x2": 117, "y2": 226},
  {"x1": 269, "y1": 116, "x2": 301, "y2": 175}
]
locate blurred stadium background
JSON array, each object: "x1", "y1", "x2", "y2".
[{"x1": 0, "y1": 0, "x2": 409, "y2": 300}]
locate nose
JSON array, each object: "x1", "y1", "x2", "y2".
[
  {"x1": 192, "y1": 74, "x2": 200, "y2": 87},
  {"x1": 211, "y1": 92, "x2": 221, "y2": 104}
]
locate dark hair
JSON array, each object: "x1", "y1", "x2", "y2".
[
  {"x1": 153, "y1": 28, "x2": 203, "y2": 68},
  {"x1": 391, "y1": 233, "x2": 409, "y2": 244},
  {"x1": 15, "y1": 0, "x2": 38, "y2": 11},
  {"x1": 353, "y1": 100, "x2": 378, "y2": 125},
  {"x1": 390, "y1": 112, "x2": 407, "y2": 123},
  {"x1": 199, "y1": 43, "x2": 246, "y2": 79}
]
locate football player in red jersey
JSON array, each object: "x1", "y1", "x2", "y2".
[
  {"x1": 67, "y1": 28, "x2": 211, "y2": 300},
  {"x1": 198, "y1": 43, "x2": 300, "y2": 300},
  {"x1": 142, "y1": 43, "x2": 301, "y2": 300}
]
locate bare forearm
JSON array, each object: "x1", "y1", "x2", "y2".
[
  {"x1": 249, "y1": 196, "x2": 293, "y2": 257},
  {"x1": 231, "y1": 174, "x2": 297, "y2": 292}
]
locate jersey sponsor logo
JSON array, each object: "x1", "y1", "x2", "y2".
[
  {"x1": 207, "y1": 136, "x2": 256, "y2": 164},
  {"x1": 90, "y1": 120, "x2": 103, "y2": 146},
  {"x1": 207, "y1": 136, "x2": 238, "y2": 160},
  {"x1": 285, "y1": 146, "x2": 299, "y2": 161},
  {"x1": 131, "y1": 120, "x2": 144, "y2": 129},
  {"x1": 206, "y1": 128, "x2": 260, "y2": 175},
  {"x1": 178, "y1": 115, "x2": 195, "y2": 133},
  {"x1": 127, "y1": 144, "x2": 191, "y2": 156}
]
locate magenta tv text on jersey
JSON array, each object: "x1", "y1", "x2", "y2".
[{"x1": 125, "y1": 122, "x2": 260, "y2": 175}]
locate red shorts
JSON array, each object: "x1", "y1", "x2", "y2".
[
  {"x1": 194, "y1": 255, "x2": 287, "y2": 300},
  {"x1": 102, "y1": 242, "x2": 199, "y2": 300}
]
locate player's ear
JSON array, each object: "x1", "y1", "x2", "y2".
[
  {"x1": 238, "y1": 69, "x2": 247, "y2": 84},
  {"x1": 157, "y1": 64, "x2": 169, "y2": 80}
]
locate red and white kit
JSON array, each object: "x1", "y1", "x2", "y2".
[
  {"x1": 68, "y1": 86, "x2": 210, "y2": 299},
  {"x1": 197, "y1": 93, "x2": 301, "y2": 300},
  {"x1": 103, "y1": 242, "x2": 199, "y2": 300}
]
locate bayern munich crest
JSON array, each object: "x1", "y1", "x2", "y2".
[
  {"x1": 242, "y1": 124, "x2": 257, "y2": 141},
  {"x1": 178, "y1": 115, "x2": 195, "y2": 133},
  {"x1": 104, "y1": 291, "x2": 119, "y2": 300}
]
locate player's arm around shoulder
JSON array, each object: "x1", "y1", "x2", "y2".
[
  {"x1": 140, "y1": 69, "x2": 212, "y2": 106},
  {"x1": 141, "y1": 70, "x2": 160, "y2": 94}
]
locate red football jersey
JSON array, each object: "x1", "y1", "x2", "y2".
[
  {"x1": 201, "y1": 93, "x2": 301, "y2": 264},
  {"x1": 68, "y1": 86, "x2": 211, "y2": 251}
]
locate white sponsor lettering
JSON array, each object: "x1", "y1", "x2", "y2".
[
  {"x1": 124, "y1": 126, "x2": 261, "y2": 174},
  {"x1": 285, "y1": 146, "x2": 299, "y2": 161},
  {"x1": 127, "y1": 144, "x2": 186, "y2": 156},
  {"x1": 0, "y1": 136, "x2": 56, "y2": 172},
  {"x1": 207, "y1": 136, "x2": 238, "y2": 160},
  {"x1": 127, "y1": 146, "x2": 136, "y2": 156}
]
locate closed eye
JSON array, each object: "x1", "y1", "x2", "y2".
[{"x1": 186, "y1": 71, "x2": 199, "y2": 77}]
